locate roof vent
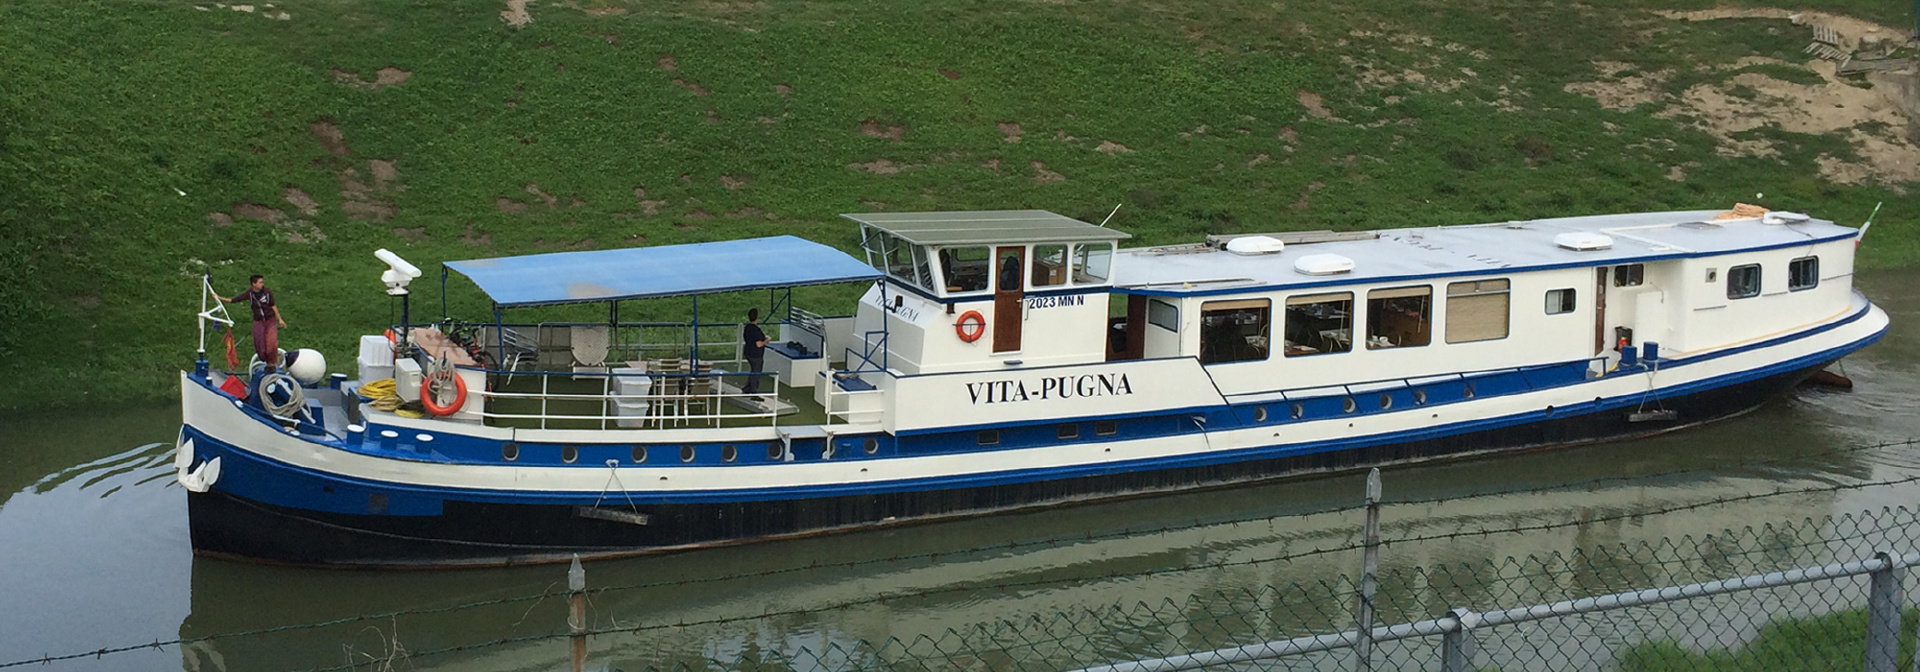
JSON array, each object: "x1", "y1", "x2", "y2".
[
  {"x1": 1224, "y1": 235, "x2": 1286, "y2": 255},
  {"x1": 1554, "y1": 232, "x2": 1613, "y2": 251},
  {"x1": 1294, "y1": 253, "x2": 1354, "y2": 276},
  {"x1": 1762, "y1": 211, "x2": 1811, "y2": 225}
]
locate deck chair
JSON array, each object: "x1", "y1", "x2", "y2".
[
  {"x1": 570, "y1": 326, "x2": 611, "y2": 380},
  {"x1": 682, "y1": 364, "x2": 718, "y2": 427}
]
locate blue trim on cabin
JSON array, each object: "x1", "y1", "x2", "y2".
[
  {"x1": 881, "y1": 278, "x2": 1112, "y2": 305},
  {"x1": 1114, "y1": 231, "x2": 1858, "y2": 297}
]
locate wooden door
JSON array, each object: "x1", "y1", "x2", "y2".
[
  {"x1": 1593, "y1": 267, "x2": 1609, "y2": 355},
  {"x1": 993, "y1": 246, "x2": 1025, "y2": 352}
]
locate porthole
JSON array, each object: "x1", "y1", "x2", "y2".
[
  {"x1": 502, "y1": 442, "x2": 519, "y2": 461},
  {"x1": 1464, "y1": 383, "x2": 1476, "y2": 398},
  {"x1": 863, "y1": 437, "x2": 879, "y2": 454},
  {"x1": 680, "y1": 445, "x2": 696, "y2": 462},
  {"x1": 1057, "y1": 424, "x2": 1080, "y2": 440},
  {"x1": 562, "y1": 445, "x2": 578, "y2": 464},
  {"x1": 631, "y1": 445, "x2": 647, "y2": 463},
  {"x1": 1379, "y1": 394, "x2": 1392, "y2": 410},
  {"x1": 1413, "y1": 390, "x2": 1428, "y2": 405},
  {"x1": 722, "y1": 445, "x2": 737, "y2": 462},
  {"x1": 1095, "y1": 420, "x2": 1119, "y2": 436},
  {"x1": 1343, "y1": 398, "x2": 1357, "y2": 414},
  {"x1": 977, "y1": 430, "x2": 1001, "y2": 446},
  {"x1": 767, "y1": 442, "x2": 784, "y2": 460},
  {"x1": 1254, "y1": 407, "x2": 1269, "y2": 422},
  {"x1": 1290, "y1": 403, "x2": 1304, "y2": 419}
]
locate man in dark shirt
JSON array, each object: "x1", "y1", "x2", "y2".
[
  {"x1": 224, "y1": 274, "x2": 287, "y2": 370},
  {"x1": 741, "y1": 308, "x2": 769, "y2": 397}
]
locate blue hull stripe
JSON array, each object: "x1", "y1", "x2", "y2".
[{"x1": 182, "y1": 312, "x2": 1883, "y2": 509}]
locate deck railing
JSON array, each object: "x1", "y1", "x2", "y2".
[{"x1": 464, "y1": 366, "x2": 789, "y2": 431}]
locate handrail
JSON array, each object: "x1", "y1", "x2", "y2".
[{"x1": 456, "y1": 365, "x2": 790, "y2": 430}]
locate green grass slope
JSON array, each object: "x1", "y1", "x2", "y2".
[{"x1": 1, "y1": 0, "x2": 1915, "y2": 410}]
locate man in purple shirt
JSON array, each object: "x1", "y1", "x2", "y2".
[{"x1": 224, "y1": 274, "x2": 287, "y2": 370}]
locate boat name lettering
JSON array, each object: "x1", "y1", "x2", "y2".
[
  {"x1": 966, "y1": 373, "x2": 1133, "y2": 404},
  {"x1": 886, "y1": 303, "x2": 921, "y2": 321},
  {"x1": 1025, "y1": 295, "x2": 1086, "y2": 310}
]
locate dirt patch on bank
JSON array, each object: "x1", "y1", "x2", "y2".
[
  {"x1": 502, "y1": 0, "x2": 532, "y2": 26},
  {"x1": 1563, "y1": 10, "x2": 1920, "y2": 186}
]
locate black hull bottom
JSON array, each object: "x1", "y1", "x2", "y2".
[{"x1": 189, "y1": 361, "x2": 1832, "y2": 568}]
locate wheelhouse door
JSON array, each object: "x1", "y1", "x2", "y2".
[{"x1": 993, "y1": 246, "x2": 1025, "y2": 352}]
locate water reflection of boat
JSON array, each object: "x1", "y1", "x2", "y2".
[{"x1": 176, "y1": 207, "x2": 1888, "y2": 567}]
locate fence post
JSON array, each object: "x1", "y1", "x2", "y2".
[
  {"x1": 1440, "y1": 608, "x2": 1476, "y2": 672},
  {"x1": 1866, "y1": 551, "x2": 1903, "y2": 672},
  {"x1": 1354, "y1": 468, "x2": 1382, "y2": 672},
  {"x1": 570, "y1": 554, "x2": 587, "y2": 672}
]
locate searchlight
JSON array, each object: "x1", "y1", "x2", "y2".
[{"x1": 375, "y1": 248, "x2": 422, "y2": 296}]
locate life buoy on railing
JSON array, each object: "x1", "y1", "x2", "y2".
[
  {"x1": 421, "y1": 370, "x2": 467, "y2": 416},
  {"x1": 954, "y1": 310, "x2": 987, "y2": 343}
]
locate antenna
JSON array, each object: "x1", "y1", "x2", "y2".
[
  {"x1": 1856, "y1": 201, "x2": 1883, "y2": 246},
  {"x1": 1097, "y1": 203, "x2": 1123, "y2": 228}
]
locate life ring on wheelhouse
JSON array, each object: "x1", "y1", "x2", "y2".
[
  {"x1": 420, "y1": 370, "x2": 467, "y2": 416},
  {"x1": 954, "y1": 310, "x2": 987, "y2": 343}
]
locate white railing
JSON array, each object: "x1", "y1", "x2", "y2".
[{"x1": 467, "y1": 369, "x2": 787, "y2": 431}]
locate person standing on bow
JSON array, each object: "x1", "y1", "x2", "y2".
[
  {"x1": 741, "y1": 307, "x2": 769, "y2": 398},
  {"x1": 224, "y1": 274, "x2": 287, "y2": 370}
]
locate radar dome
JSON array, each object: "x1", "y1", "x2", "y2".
[{"x1": 285, "y1": 349, "x2": 328, "y2": 385}]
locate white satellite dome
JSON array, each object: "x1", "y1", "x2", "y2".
[{"x1": 285, "y1": 348, "x2": 328, "y2": 385}]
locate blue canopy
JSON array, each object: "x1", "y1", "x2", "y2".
[{"x1": 444, "y1": 235, "x2": 882, "y2": 307}]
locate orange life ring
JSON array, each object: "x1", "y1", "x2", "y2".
[
  {"x1": 421, "y1": 370, "x2": 467, "y2": 416},
  {"x1": 954, "y1": 310, "x2": 987, "y2": 343}
]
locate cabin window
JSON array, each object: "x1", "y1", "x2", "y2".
[
  {"x1": 1032, "y1": 245, "x2": 1069, "y2": 288},
  {"x1": 939, "y1": 246, "x2": 992, "y2": 294},
  {"x1": 1057, "y1": 424, "x2": 1080, "y2": 440},
  {"x1": 977, "y1": 430, "x2": 1001, "y2": 446},
  {"x1": 1727, "y1": 264, "x2": 1762, "y2": 299},
  {"x1": 1200, "y1": 299, "x2": 1271, "y2": 364},
  {"x1": 910, "y1": 246, "x2": 936, "y2": 292},
  {"x1": 1095, "y1": 420, "x2": 1118, "y2": 436},
  {"x1": 1789, "y1": 257, "x2": 1818, "y2": 291},
  {"x1": 1284, "y1": 293, "x2": 1354, "y2": 356},
  {"x1": 1613, "y1": 264, "x2": 1644, "y2": 287},
  {"x1": 1073, "y1": 243, "x2": 1113, "y2": 284},
  {"x1": 1545, "y1": 288, "x2": 1576, "y2": 315},
  {"x1": 1366, "y1": 286, "x2": 1431, "y2": 349},
  {"x1": 1148, "y1": 299, "x2": 1180, "y2": 332},
  {"x1": 1445, "y1": 279, "x2": 1510, "y2": 343}
]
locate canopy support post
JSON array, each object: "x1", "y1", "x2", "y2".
[
  {"x1": 440, "y1": 266, "x2": 449, "y2": 320},
  {"x1": 690, "y1": 295, "x2": 701, "y2": 367},
  {"x1": 494, "y1": 304, "x2": 504, "y2": 368}
]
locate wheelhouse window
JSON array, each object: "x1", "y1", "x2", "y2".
[
  {"x1": 937, "y1": 246, "x2": 991, "y2": 294},
  {"x1": 1446, "y1": 279, "x2": 1510, "y2": 343},
  {"x1": 1148, "y1": 299, "x2": 1179, "y2": 332},
  {"x1": 1072, "y1": 243, "x2": 1113, "y2": 284},
  {"x1": 1365, "y1": 286, "x2": 1431, "y2": 349},
  {"x1": 1613, "y1": 264, "x2": 1644, "y2": 287},
  {"x1": 1727, "y1": 264, "x2": 1762, "y2": 299},
  {"x1": 860, "y1": 228, "x2": 935, "y2": 292},
  {"x1": 1031, "y1": 244, "x2": 1068, "y2": 288},
  {"x1": 1788, "y1": 257, "x2": 1818, "y2": 291},
  {"x1": 1545, "y1": 288, "x2": 1576, "y2": 315},
  {"x1": 1200, "y1": 299, "x2": 1270, "y2": 364},
  {"x1": 1284, "y1": 292, "x2": 1353, "y2": 356}
]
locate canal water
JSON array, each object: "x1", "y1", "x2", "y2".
[{"x1": 2, "y1": 271, "x2": 1918, "y2": 672}]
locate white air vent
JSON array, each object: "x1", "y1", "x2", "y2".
[
  {"x1": 1554, "y1": 232, "x2": 1613, "y2": 251},
  {"x1": 1762, "y1": 211, "x2": 1811, "y2": 225},
  {"x1": 1225, "y1": 236, "x2": 1286, "y2": 255},
  {"x1": 1293, "y1": 253, "x2": 1354, "y2": 276}
]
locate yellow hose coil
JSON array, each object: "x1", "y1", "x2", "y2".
[{"x1": 359, "y1": 378, "x2": 424, "y2": 416}]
